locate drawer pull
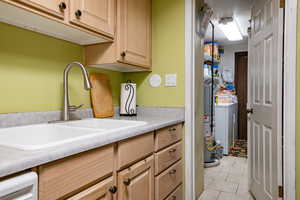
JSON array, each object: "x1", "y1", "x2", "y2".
[
  {"x1": 168, "y1": 128, "x2": 177, "y2": 132},
  {"x1": 123, "y1": 178, "x2": 131, "y2": 186},
  {"x1": 75, "y1": 10, "x2": 82, "y2": 18},
  {"x1": 169, "y1": 148, "x2": 177, "y2": 153},
  {"x1": 171, "y1": 196, "x2": 177, "y2": 200},
  {"x1": 120, "y1": 51, "x2": 126, "y2": 57},
  {"x1": 109, "y1": 186, "x2": 117, "y2": 194},
  {"x1": 59, "y1": 2, "x2": 66, "y2": 10},
  {"x1": 169, "y1": 169, "x2": 177, "y2": 175}
]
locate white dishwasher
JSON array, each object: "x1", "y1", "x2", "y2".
[{"x1": 0, "y1": 172, "x2": 38, "y2": 200}]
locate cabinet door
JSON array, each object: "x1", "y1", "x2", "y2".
[
  {"x1": 15, "y1": 0, "x2": 67, "y2": 19},
  {"x1": 70, "y1": 0, "x2": 115, "y2": 37},
  {"x1": 118, "y1": 156, "x2": 154, "y2": 200},
  {"x1": 67, "y1": 176, "x2": 115, "y2": 200},
  {"x1": 117, "y1": 0, "x2": 151, "y2": 68}
]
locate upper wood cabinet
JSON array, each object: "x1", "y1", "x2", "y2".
[
  {"x1": 0, "y1": 0, "x2": 114, "y2": 45},
  {"x1": 117, "y1": 0, "x2": 151, "y2": 68},
  {"x1": 118, "y1": 156, "x2": 154, "y2": 200},
  {"x1": 69, "y1": 0, "x2": 115, "y2": 37},
  {"x1": 14, "y1": 0, "x2": 67, "y2": 19},
  {"x1": 85, "y1": 0, "x2": 152, "y2": 72}
]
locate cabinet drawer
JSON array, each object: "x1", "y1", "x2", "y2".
[
  {"x1": 155, "y1": 160, "x2": 182, "y2": 200},
  {"x1": 155, "y1": 142, "x2": 182, "y2": 175},
  {"x1": 165, "y1": 185, "x2": 183, "y2": 200},
  {"x1": 39, "y1": 145, "x2": 114, "y2": 200},
  {"x1": 117, "y1": 132, "x2": 154, "y2": 169},
  {"x1": 155, "y1": 124, "x2": 182, "y2": 151},
  {"x1": 67, "y1": 176, "x2": 114, "y2": 200}
]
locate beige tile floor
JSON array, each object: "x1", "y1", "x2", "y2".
[{"x1": 199, "y1": 156, "x2": 255, "y2": 200}]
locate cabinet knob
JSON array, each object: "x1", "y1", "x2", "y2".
[
  {"x1": 123, "y1": 178, "x2": 131, "y2": 186},
  {"x1": 59, "y1": 2, "x2": 66, "y2": 10},
  {"x1": 169, "y1": 169, "x2": 177, "y2": 175},
  {"x1": 120, "y1": 51, "x2": 126, "y2": 57},
  {"x1": 171, "y1": 196, "x2": 177, "y2": 200},
  {"x1": 109, "y1": 186, "x2": 117, "y2": 194},
  {"x1": 75, "y1": 10, "x2": 82, "y2": 18}
]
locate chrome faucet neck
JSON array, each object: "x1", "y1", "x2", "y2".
[{"x1": 62, "y1": 62, "x2": 92, "y2": 121}]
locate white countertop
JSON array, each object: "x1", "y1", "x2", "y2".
[{"x1": 0, "y1": 110, "x2": 184, "y2": 178}]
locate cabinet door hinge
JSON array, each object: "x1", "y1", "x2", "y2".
[
  {"x1": 278, "y1": 185, "x2": 284, "y2": 198},
  {"x1": 280, "y1": 0, "x2": 285, "y2": 8}
]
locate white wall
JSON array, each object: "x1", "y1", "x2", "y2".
[{"x1": 220, "y1": 43, "x2": 248, "y2": 82}]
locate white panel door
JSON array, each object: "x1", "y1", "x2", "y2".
[{"x1": 248, "y1": 0, "x2": 283, "y2": 199}]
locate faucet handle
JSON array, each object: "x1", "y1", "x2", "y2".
[{"x1": 68, "y1": 104, "x2": 84, "y2": 112}]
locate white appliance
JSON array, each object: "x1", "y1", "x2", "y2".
[
  {"x1": 120, "y1": 83, "x2": 137, "y2": 116},
  {"x1": 215, "y1": 103, "x2": 238, "y2": 155},
  {"x1": 0, "y1": 172, "x2": 38, "y2": 200}
]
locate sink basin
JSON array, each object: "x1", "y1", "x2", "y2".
[
  {"x1": 58, "y1": 118, "x2": 147, "y2": 130},
  {"x1": 0, "y1": 124, "x2": 100, "y2": 150}
]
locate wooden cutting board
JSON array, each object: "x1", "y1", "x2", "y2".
[{"x1": 90, "y1": 73, "x2": 114, "y2": 118}]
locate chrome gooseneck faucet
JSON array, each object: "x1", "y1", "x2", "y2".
[{"x1": 63, "y1": 62, "x2": 92, "y2": 121}]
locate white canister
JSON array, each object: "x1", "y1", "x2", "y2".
[{"x1": 120, "y1": 83, "x2": 137, "y2": 116}]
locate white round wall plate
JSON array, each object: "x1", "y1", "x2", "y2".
[{"x1": 149, "y1": 74, "x2": 161, "y2": 87}]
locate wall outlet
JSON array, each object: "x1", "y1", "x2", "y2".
[{"x1": 165, "y1": 74, "x2": 177, "y2": 87}]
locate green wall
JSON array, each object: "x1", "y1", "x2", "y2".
[
  {"x1": 296, "y1": 3, "x2": 300, "y2": 200},
  {"x1": 124, "y1": 0, "x2": 185, "y2": 107},
  {"x1": 0, "y1": 22, "x2": 123, "y2": 114},
  {"x1": 0, "y1": 0, "x2": 185, "y2": 114}
]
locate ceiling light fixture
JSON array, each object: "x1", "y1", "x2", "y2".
[{"x1": 218, "y1": 17, "x2": 243, "y2": 41}]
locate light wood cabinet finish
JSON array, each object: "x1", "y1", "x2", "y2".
[
  {"x1": 165, "y1": 185, "x2": 183, "y2": 200},
  {"x1": 14, "y1": 0, "x2": 66, "y2": 19},
  {"x1": 117, "y1": 132, "x2": 154, "y2": 169},
  {"x1": 85, "y1": 0, "x2": 152, "y2": 72},
  {"x1": 38, "y1": 145, "x2": 114, "y2": 200},
  {"x1": 70, "y1": 0, "x2": 115, "y2": 37},
  {"x1": 155, "y1": 142, "x2": 182, "y2": 175},
  {"x1": 155, "y1": 160, "x2": 182, "y2": 200},
  {"x1": 117, "y1": 0, "x2": 151, "y2": 68},
  {"x1": 118, "y1": 156, "x2": 154, "y2": 200},
  {"x1": 67, "y1": 176, "x2": 114, "y2": 200},
  {"x1": 155, "y1": 124, "x2": 183, "y2": 152}
]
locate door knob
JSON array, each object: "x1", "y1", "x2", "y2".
[{"x1": 246, "y1": 108, "x2": 253, "y2": 114}]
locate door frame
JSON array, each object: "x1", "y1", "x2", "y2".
[
  {"x1": 234, "y1": 51, "x2": 248, "y2": 140},
  {"x1": 283, "y1": 0, "x2": 297, "y2": 199},
  {"x1": 184, "y1": 0, "x2": 297, "y2": 199}
]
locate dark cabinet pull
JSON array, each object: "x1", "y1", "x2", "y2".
[
  {"x1": 169, "y1": 169, "x2": 177, "y2": 175},
  {"x1": 75, "y1": 10, "x2": 82, "y2": 18},
  {"x1": 123, "y1": 178, "x2": 131, "y2": 186},
  {"x1": 120, "y1": 51, "x2": 126, "y2": 57},
  {"x1": 171, "y1": 196, "x2": 177, "y2": 200},
  {"x1": 109, "y1": 186, "x2": 117, "y2": 194},
  {"x1": 59, "y1": 2, "x2": 66, "y2": 10}
]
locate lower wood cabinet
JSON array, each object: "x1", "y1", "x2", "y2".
[
  {"x1": 34, "y1": 123, "x2": 183, "y2": 200},
  {"x1": 67, "y1": 176, "x2": 116, "y2": 200},
  {"x1": 38, "y1": 145, "x2": 114, "y2": 200},
  {"x1": 117, "y1": 155, "x2": 154, "y2": 200}
]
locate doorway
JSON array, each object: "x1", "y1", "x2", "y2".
[{"x1": 235, "y1": 52, "x2": 248, "y2": 140}]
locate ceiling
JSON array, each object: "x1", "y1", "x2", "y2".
[{"x1": 204, "y1": 0, "x2": 252, "y2": 45}]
